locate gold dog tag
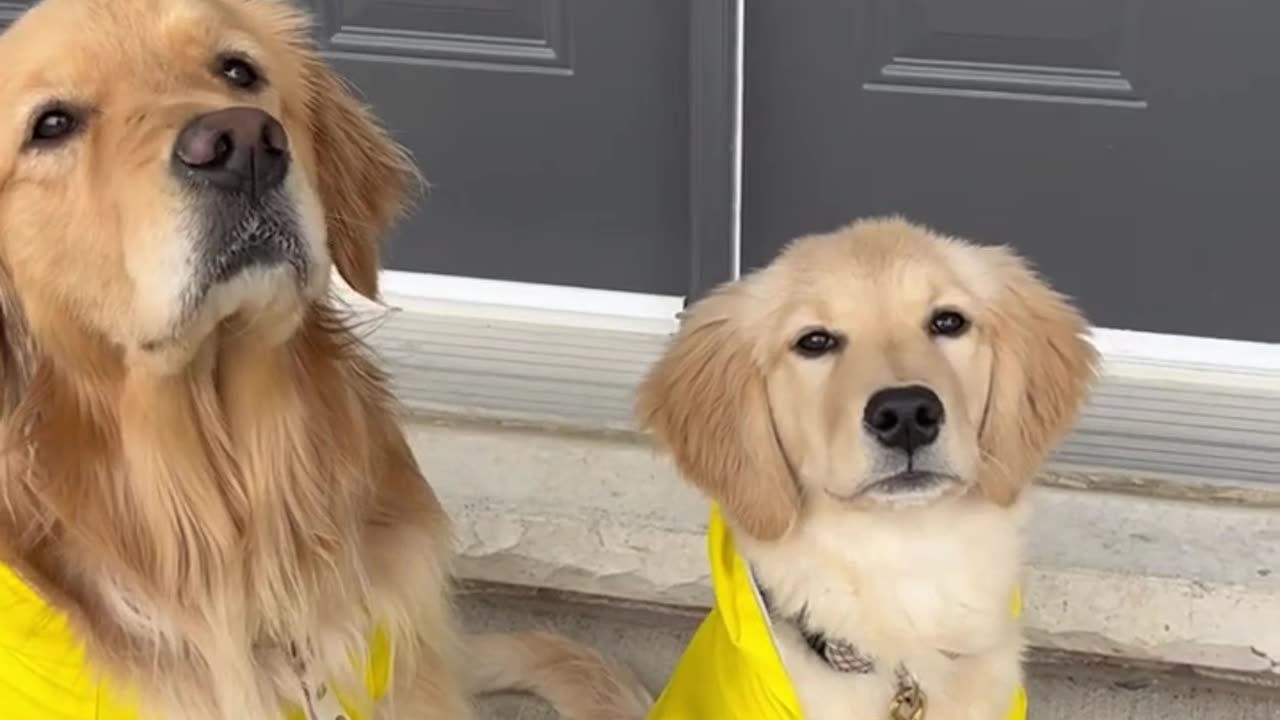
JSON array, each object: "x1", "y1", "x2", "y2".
[{"x1": 888, "y1": 682, "x2": 926, "y2": 720}]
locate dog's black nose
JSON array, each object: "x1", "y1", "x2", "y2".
[
  {"x1": 172, "y1": 107, "x2": 289, "y2": 197},
  {"x1": 863, "y1": 385, "x2": 944, "y2": 452}
]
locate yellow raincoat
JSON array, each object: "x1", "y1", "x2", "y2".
[
  {"x1": 0, "y1": 562, "x2": 391, "y2": 720},
  {"x1": 648, "y1": 507, "x2": 1028, "y2": 720}
]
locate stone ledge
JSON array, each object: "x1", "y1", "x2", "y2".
[{"x1": 405, "y1": 418, "x2": 1280, "y2": 686}]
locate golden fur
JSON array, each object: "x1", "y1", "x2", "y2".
[
  {"x1": 0, "y1": 1, "x2": 647, "y2": 718},
  {"x1": 638, "y1": 217, "x2": 1099, "y2": 719}
]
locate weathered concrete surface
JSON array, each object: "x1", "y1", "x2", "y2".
[
  {"x1": 460, "y1": 593, "x2": 1280, "y2": 720},
  {"x1": 407, "y1": 419, "x2": 1280, "y2": 684}
]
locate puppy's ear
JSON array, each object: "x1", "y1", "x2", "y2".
[
  {"x1": 299, "y1": 49, "x2": 419, "y2": 299},
  {"x1": 976, "y1": 247, "x2": 1100, "y2": 505},
  {"x1": 636, "y1": 289, "x2": 799, "y2": 542}
]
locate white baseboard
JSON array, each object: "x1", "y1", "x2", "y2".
[
  {"x1": 379, "y1": 270, "x2": 682, "y2": 322},
  {"x1": 1091, "y1": 328, "x2": 1280, "y2": 387},
  {"x1": 348, "y1": 271, "x2": 1280, "y2": 490}
]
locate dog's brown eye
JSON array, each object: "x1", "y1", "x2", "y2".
[
  {"x1": 928, "y1": 310, "x2": 969, "y2": 337},
  {"x1": 219, "y1": 56, "x2": 262, "y2": 90},
  {"x1": 794, "y1": 330, "x2": 841, "y2": 357},
  {"x1": 29, "y1": 108, "x2": 80, "y2": 145}
]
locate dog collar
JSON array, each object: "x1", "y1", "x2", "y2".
[
  {"x1": 757, "y1": 583, "x2": 967, "y2": 671},
  {"x1": 756, "y1": 584, "x2": 877, "y2": 674},
  {"x1": 756, "y1": 583, "x2": 931, "y2": 719}
]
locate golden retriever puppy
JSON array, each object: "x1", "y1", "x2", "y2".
[
  {"x1": 0, "y1": 1, "x2": 648, "y2": 719},
  {"x1": 638, "y1": 217, "x2": 1099, "y2": 720}
]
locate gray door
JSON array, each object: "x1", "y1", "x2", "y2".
[
  {"x1": 305, "y1": 0, "x2": 736, "y2": 297},
  {"x1": 743, "y1": 0, "x2": 1280, "y2": 342}
]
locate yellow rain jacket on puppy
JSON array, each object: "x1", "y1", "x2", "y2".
[
  {"x1": 0, "y1": 562, "x2": 391, "y2": 720},
  {"x1": 648, "y1": 507, "x2": 1028, "y2": 720}
]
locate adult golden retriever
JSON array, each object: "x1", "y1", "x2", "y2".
[
  {"x1": 0, "y1": 1, "x2": 647, "y2": 718},
  {"x1": 638, "y1": 217, "x2": 1099, "y2": 719}
]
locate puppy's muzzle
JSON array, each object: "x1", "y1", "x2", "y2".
[
  {"x1": 172, "y1": 107, "x2": 289, "y2": 199},
  {"x1": 863, "y1": 384, "x2": 944, "y2": 452}
]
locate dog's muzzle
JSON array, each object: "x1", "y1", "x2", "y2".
[{"x1": 172, "y1": 107, "x2": 307, "y2": 288}]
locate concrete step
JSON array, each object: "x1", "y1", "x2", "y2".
[
  {"x1": 460, "y1": 591, "x2": 1280, "y2": 720},
  {"x1": 414, "y1": 419, "x2": 1280, "y2": 686}
]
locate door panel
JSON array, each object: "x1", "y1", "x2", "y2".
[
  {"x1": 317, "y1": 0, "x2": 572, "y2": 72},
  {"x1": 862, "y1": 0, "x2": 1143, "y2": 107},
  {"x1": 744, "y1": 0, "x2": 1280, "y2": 341},
  {"x1": 308, "y1": 0, "x2": 693, "y2": 295}
]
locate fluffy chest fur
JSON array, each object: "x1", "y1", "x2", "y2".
[
  {"x1": 741, "y1": 497, "x2": 1028, "y2": 720},
  {"x1": 0, "y1": 317, "x2": 457, "y2": 720}
]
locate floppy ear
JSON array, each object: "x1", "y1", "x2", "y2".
[
  {"x1": 635, "y1": 289, "x2": 799, "y2": 542},
  {"x1": 976, "y1": 247, "x2": 1100, "y2": 505},
  {"x1": 299, "y1": 50, "x2": 419, "y2": 300}
]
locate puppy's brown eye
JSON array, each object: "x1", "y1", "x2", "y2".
[
  {"x1": 928, "y1": 310, "x2": 969, "y2": 337},
  {"x1": 794, "y1": 330, "x2": 841, "y2": 357},
  {"x1": 219, "y1": 56, "x2": 262, "y2": 90},
  {"x1": 29, "y1": 108, "x2": 80, "y2": 145}
]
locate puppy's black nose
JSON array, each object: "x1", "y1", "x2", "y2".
[
  {"x1": 172, "y1": 107, "x2": 289, "y2": 197},
  {"x1": 863, "y1": 385, "x2": 944, "y2": 452}
]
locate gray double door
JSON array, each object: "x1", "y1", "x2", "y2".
[
  {"x1": 3, "y1": 2, "x2": 1268, "y2": 339},
  {"x1": 305, "y1": 1, "x2": 1278, "y2": 342}
]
